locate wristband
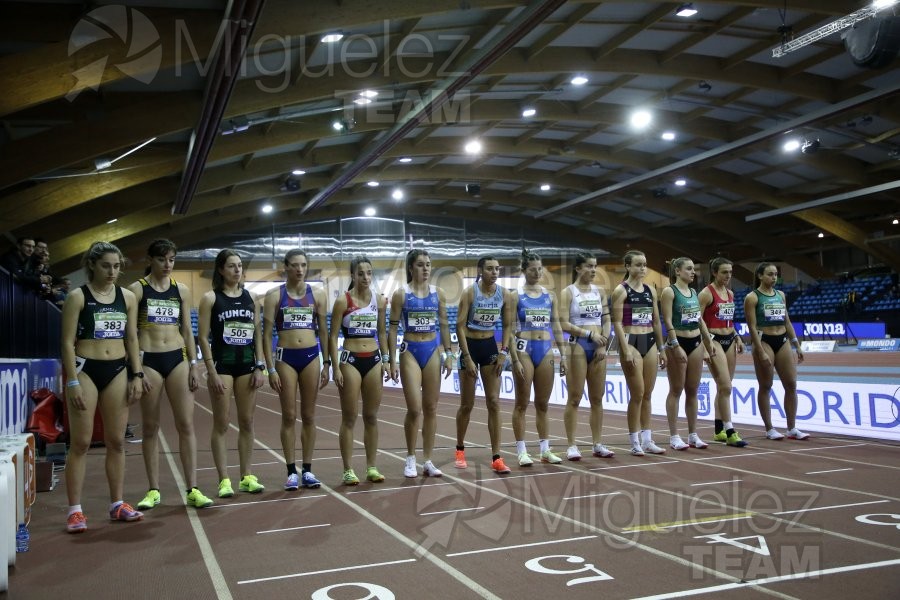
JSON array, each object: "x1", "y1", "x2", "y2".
[
  {"x1": 791, "y1": 338, "x2": 799, "y2": 344},
  {"x1": 66, "y1": 379, "x2": 81, "y2": 388},
  {"x1": 657, "y1": 346, "x2": 665, "y2": 353},
  {"x1": 268, "y1": 368, "x2": 277, "y2": 375},
  {"x1": 381, "y1": 353, "x2": 390, "y2": 364},
  {"x1": 322, "y1": 359, "x2": 332, "y2": 366},
  {"x1": 667, "y1": 339, "x2": 680, "y2": 348},
  {"x1": 189, "y1": 358, "x2": 198, "y2": 366}
]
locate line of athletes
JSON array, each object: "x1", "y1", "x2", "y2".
[{"x1": 58, "y1": 239, "x2": 809, "y2": 533}]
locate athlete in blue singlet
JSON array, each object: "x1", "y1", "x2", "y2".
[
  {"x1": 389, "y1": 250, "x2": 454, "y2": 478},
  {"x1": 263, "y1": 249, "x2": 330, "y2": 491},
  {"x1": 510, "y1": 249, "x2": 568, "y2": 467}
]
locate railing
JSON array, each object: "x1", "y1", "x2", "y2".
[{"x1": 0, "y1": 266, "x2": 61, "y2": 359}]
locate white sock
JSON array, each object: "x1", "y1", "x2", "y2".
[
  {"x1": 724, "y1": 421, "x2": 733, "y2": 430},
  {"x1": 68, "y1": 505, "x2": 83, "y2": 517},
  {"x1": 640, "y1": 429, "x2": 652, "y2": 444},
  {"x1": 629, "y1": 432, "x2": 640, "y2": 446},
  {"x1": 109, "y1": 500, "x2": 123, "y2": 512},
  {"x1": 516, "y1": 440, "x2": 527, "y2": 454},
  {"x1": 539, "y1": 439, "x2": 550, "y2": 453}
]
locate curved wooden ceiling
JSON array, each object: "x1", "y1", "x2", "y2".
[{"x1": 2, "y1": 0, "x2": 899, "y2": 275}]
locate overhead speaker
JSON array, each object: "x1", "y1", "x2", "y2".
[
  {"x1": 465, "y1": 183, "x2": 481, "y2": 197},
  {"x1": 843, "y1": 15, "x2": 900, "y2": 69}
]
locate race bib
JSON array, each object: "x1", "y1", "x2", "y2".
[
  {"x1": 146, "y1": 298, "x2": 180, "y2": 325},
  {"x1": 716, "y1": 302, "x2": 735, "y2": 321},
  {"x1": 406, "y1": 310, "x2": 436, "y2": 332},
  {"x1": 94, "y1": 311, "x2": 126, "y2": 339},
  {"x1": 632, "y1": 306, "x2": 652, "y2": 326},
  {"x1": 577, "y1": 299, "x2": 601, "y2": 320},
  {"x1": 223, "y1": 321, "x2": 254, "y2": 345},
  {"x1": 347, "y1": 313, "x2": 376, "y2": 336},
  {"x1": 763, "y1": 302, "x2": 786, "y2": 322},
  {"x1": 680, "y1": 306, "x2": 700, "y2": 326},
  {"x1": 283, "y1": 306, "x2": 314, "y2": 329},
  {"x1": 515, "y1": 338, "x2": 528, "y2": 352},
  {"x1": 525, "y1": 308, "x2": 551, "y2": 328},
  {"x1": 472, "y1": 307, "x2": 500, "y2": 327}
]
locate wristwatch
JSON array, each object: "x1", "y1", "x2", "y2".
[{"x1": 129, "y1": 371, "x2": 145, "y2": 380}]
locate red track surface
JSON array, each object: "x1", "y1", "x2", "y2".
[{"x1": 9, "y1": 362, "x2": 900, "y2": 599}]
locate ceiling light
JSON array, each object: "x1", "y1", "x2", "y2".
[
  {"x1": 540, "y1": 183, "x2": 551, "y2": 191},
  {"x1": 874, "y1": 1, "x2": 896, "y2": 9},
  {"x1": 332, "y1": 120, "x2": 345, "y2": 132},
  {"x1": 398, "y1": 157, "x2": 412, "y2": 163},
  {"x1": 630, "y1": 110, "x2": 652, "y2": 129},
  {"x1": 364, "y1": 207, "x2": 376, "y2": 216},
  {"x1": 106, "y1": 218, "x2": 118, "y2": 224},
  {"x1": 464, "y1": 140, "x2": 482, "y2": 154},
  {"x1": 367, "y1": 181, "x2": 380, "y2": 187},
  {"x1": 261, "y1": 204, "x2": 273, "y2": 214},
  {"x1": 521, "y1": 107, "x2": 536, "y2": 118},
  {"x1": 783, "y1": 139, "x2": 801, "y2": 152},
  {"x1": 360, "y1": 90, "x2": 378, "y2": 98},
  {"x1": 893, "y1": 218, "x2": 899, "y2": 225},
  {"x1": 392, "y1": 189, "x2": 404, "y2": 201},
  {"x1": 353, "y1": 97, "x2": 372, "y2": 105},
  {"x1": 570, "y1": 75, "x2": 588, "y2": 86},
  {"x1": 674, "y1": 179, "x2": 687, "y2": 186},
  {"x1": 661, "y1": 131, "x2": 676, "y2": 141},
  {"x1": 321, "y1": 33, "x2": 343, "y2": 43},
  {"x1": 291, "y1": 169, "x2": 306, "y2": 176},
  {"x1": 675, "y1": 3, "x2": 698, "y2": 17},
  {"x1": 818, "y1": 232, "x2": 825, "y2": 238}
]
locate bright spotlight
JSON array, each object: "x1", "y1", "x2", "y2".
[
  {"x1": 353, "y1": 97, "x2": 372, "y2": 105},
  {"x1": 464, "y1": 140, "x2": 482, "y2": 154},
  {"x1": 398, "y1": 157, "x2": 412, "y2": 163},
  {"x1": 630, "y1": 110, "x2": 652, "y2": 129},
  {"x1": 661, "y1": 131, "x2": 676, "y2": 141},
  {"x1": 521, "y1": 107, "x2": 537, "y2": 118},
  {"x1": 360, "y1": 89, "x2": 378, "y2": 98},
  {"x1": 540, "y1": 184, "x2": 551, "y2": 191},
  {"x1": 291, "y1": 169, "x2": 306, "y2": 176},
  {"x1": 674, "y1": 179, "x2": 687, "y2": 187},
  {"x1": 392, "y1": 189, "x2": 404, "y2": 201},
  {"x1": 367, "y1": 181, "x2": 380, "y2": 187},
  {"x1": 571, "y1": 75, "x2": 588, "y2": 86},
  {"x1": 321, "y1": 33, "x2": 343, "y2": 43},
  {"x1": 332, "y1": 121, "x2": 345, "y2": 132},
  {"x1": 817, "y1": 232, "x2": 824, "y2": 238},
  {"x1": 364, "y1": 207, "x2": 376, "y2": 216},
  {"x1": 783, "y1": 139, "x2": 801, "y2": 152},
  {"x1": 262, "y1": 204, "x2": 273, "y2": 214}
]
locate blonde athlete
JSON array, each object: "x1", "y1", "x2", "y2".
[
  {"x1": 263, "y1": 249, "x2": 330, "y2": 491},
  {"x1": 744, "y1": 262, "x2": 809, "y2": 441},
  {"x1": 389, "y1": 250, "x2": 453, "y2": 478},
  {"x1": 198, "y1": 249, "x2": 267, "y2": 498},
  {"x1": 61, "y1": 241, "x2": 144, "y2": 533},
  {"x1": 132, "y1": 239, "x2": 213, "y2": 511},
  {"x1": 660, "y1": 258, "x2": 714, "y2": 451},
  {"x1": 559, "y1": 251, "x2": 614, "y2": 460},
  {"x1": 698, "y1": 257, "x2": 748, "y2": 447},
  {"x1": 510, "y1": 249, "x2": 568, "y2": 467},
  {"x1": 610, "y1": 250, "x2": 668, "y2": 456}
]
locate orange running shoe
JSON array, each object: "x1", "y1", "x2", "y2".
[
  {"x1": 66, "y1": 511, "x2": 87, "y2": 534},
  {"x1": 491, "y1": 457, "x2": 511, "y2": 474},
  {"x1": 455, "y1": 449, "x2": 467, "y2": 469}
]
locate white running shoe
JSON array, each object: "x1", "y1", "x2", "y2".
[
  {"x1": 593, "y1": 444, "x2": 615, "y2": 458},
  {"x1": 403, "y1": 455, "x2": 418, "y2": 478},
  {"x1": 786, "y1": 428, "x2": 810, "y2": 440},
  {"x1": 630, "y1": 445, "x2": 645, "y2": 457},
  {"x1": 642, "y1": 440, "x2": 666, "y2": 455},
  {"x1": 423, "y1": 460, "x2": 443, "y2": 477},
  {"x1": 566, "y1": 445, "x2": 582, "y2": 461},
  {"x1": 670, "y1": 435, "x2": 689, "y2": 451},
  {"x1": 766, "y1": 429, "x2": 785, "y2": 440},
  {"x1": 688, "y1": 433, "x2": 709, "y2": 449},
  {"x1": 518, "y1": 451, "x2": 534, "y2": 467}
]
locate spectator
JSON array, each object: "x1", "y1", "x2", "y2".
[
  {"x1": 846, "y1": 289, "x2": 859, "y2": 314},
  {"x1": 0, "y1": 236, "x2": 43, "y2": 292},
  {"x1": 53, "y1": 277, "x2": 71, "y2": 307}
]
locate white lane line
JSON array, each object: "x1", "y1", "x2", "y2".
[
  {"x1": 206, "y1": 494, "x2": 327, "y2": 509},
  {"x1": 446, "y1": 535, "x2": 598, "y2": 557},
  {"x1": 196, "y1": 461, "x2": 280, "y2": 471},
  {"x1": 805, "y1": 468, "x2": 853, "y2": 475},
  {"x1": 631, "y1": 558, "x2": 900, "y2": 600},
  {"x1": 238, "y1": 558, "x2": 417, "y2": 585},
  {"x1": 772, "y1": 499, "x2": 890, "y2": 515},
  {"x1": 589, "y1": 460, "x2": 679, "y2": 471},
  {"x1": 564, "y1": 492, "x2": 623, "y2": 501},
  {"x1": 158, "y1": 430, "x2": 233, "y2": 600},
  {"x1": 420, "y1": 507, "x2": 484, "y2": 516},
  {"x1": 690, "y1": 479, "x2": 743, "y2": 487},
  {"x1": 345, "y1": 482, "x2": 456, "y2": 495},
  {"x1": 257, "y1": 523, "x2": 331, "y2": 535},
  {"x1": 657, "y1": 515, "x2": 751, "y2": 531},
  {"x1": 789, "y1": 443, "x2": 868, "y2": 452},
  {"x1": 475, "y1": 471, "x2": 569, "y2": 482},
  {"x1": 693, "y1": 452, "x2": 776, "y2": 461}
]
